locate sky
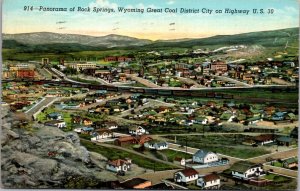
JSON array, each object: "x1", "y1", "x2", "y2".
[{"x1": 2, "y1": 0, "x2": 299, "y2": 40}]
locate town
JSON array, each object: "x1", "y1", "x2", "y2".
[{"x1": 2, "y1": 41, "x2": 298, "y2": 189}]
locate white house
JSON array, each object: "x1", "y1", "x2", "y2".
[
  {"x1": 44, "y1": 120, "x2": 66, "y2": 128},
  {"x1": 104, "y1": 121, "x2": 118, "y2": 130},
  {"x1": 129, "y1": 126, "x2": 146, "y2": 135},
  {"x1": 144, "y1": 141, "x2": 168, "y2": 150},
  {"x1": 91, "y1": 129, "x2": 113, "y2": 141},
  {"x1": 193, "y1": 150, "x2": 219, "y2": 164},
  {"x1": 197, "y1": 173, "x2": 220, "y2": 189},
  {"x1": 230, "y1": 161, "x2": 265, "y2": 180},
  {"x1": 106, "y1": 158, "x2": 131, "y2": 173},
  {"x1": 174, "y1": 168, "x2": 198, "y2": 183}
]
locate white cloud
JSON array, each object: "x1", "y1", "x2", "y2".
[{"x1": 167, "y1": 0, "x2": 175, "y2": 5}]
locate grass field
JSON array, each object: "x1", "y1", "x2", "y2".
[
  {"x1": 166, "y1": 134, "x2": 271, "y2": 159},
  {"x1": 80, "y1": 140, "x2": 177, "y2": 171}
]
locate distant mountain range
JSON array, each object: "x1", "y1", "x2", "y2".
[
  {"x1": 3, "y1": 27, "x2": 299, "y2": 53},
  {"x1": 3, "y1": 32, "x2": 152, "y2": 48}
]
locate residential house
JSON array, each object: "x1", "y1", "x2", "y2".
[
  {"x1": 44, "y1": 120, "x2": 66, "y2": 128},
  {"x1": 83, "y1": 118, "x2": 93, "y2": 126},
  {"x1": 194, "y1": 117, "x2": 208, "y2": 125},
  {"x1": 91, "y1": 129, "x2": 113, "y2": 141},
  {"x1": 282, "y1": 158, "x2": 298, "y2": 169},
  {"x1": 197, "y1": 173, "x2": 221, "y2": 189},
  {"x1": 115, "y1": 136, "x2": 138, "y2": 146},
  {"x1": 290, "y1": 127, "x2": 298, "y2": 139},
  {"x1": 106, "y1": 158, "x2": 132, "y2": 173},
  {"x1": 104, "y1": 121, "x2": 118, "y2": 130},
  {"x1": 72, "y1": 115, "x2": 82, "y2": 124},
  {"x1": 253, "y1": 134, "x2": 275, "y2": 145},
  {"x1": 230, "y1": 161, "x2": 265, "y2": 180},
  {"x1": 174, "y1": 157, "x2": 186, "y2": 166},
  {"x1": 174, "y1": 168, "x2": 198, "y2": 184},
  {"x1": 144, "y1": 141, "x2": 168, "y2": 150},
  {"x1": 47, "y1": 112, "x2": 62, "y2": 120},
  {"x1": 120, "y1": 178, "x2": 152, "y2": 189},
  {"x1": 193, "y1": 150, "x2": 219, "y2": 164},
  {"x1": 129, "y1": 126, "x2": 146, "y2": 135},
  {"x1": 272, "y1": 112, "x2": 287, "y2": 121},
  {"x1": 81, "y1": 127, "x2": 94, "y2": 134},
  {"x1": 277, "y1": 136, "x2": 294, "y2": 146}
]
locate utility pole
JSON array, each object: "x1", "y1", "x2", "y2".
[{"x1": 185, "y1": 136, "x2": 187, "y2": 169}]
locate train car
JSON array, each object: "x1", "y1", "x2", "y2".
[
  {"x1": 118, "y1": 86, "x2": 132, "y2": 93},
  {"x1": 222, "y1": 94, "x2": 234, "y2": 99},
  {"x1": 206, "y1": 92, "x2": 215, "y2": 98},
  {"x1": 129, "y1": 88, "x2": 145, "y2": 93},
  {"x1": 144, "y1": 88, "x2": 158, "y2": 95},
  {"x1": 157, "y1": 89, "x2": 172, "y2": 96},
  {"x1": 214, "y1": 93, "x2": 223, "y2": 98},
  {"x1": 173, "y1": 90, "x2": 191, "y2": 96},
  {"x1": 190, "y1": 92, "x2": 207, "y2": 97},
  {"x1": 106, "y1": 86, "x2": 118, "y2": 92}
]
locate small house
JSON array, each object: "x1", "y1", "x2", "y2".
[
  {"x1": 174, "y1": 168, "x2": 198, "y2": 184},
  {"x1": 277, "y1": 136, "x2": 294, "y2": 146},
  {"x1": 120, "y1": 178, "x2": 152, "y2": 189},
  {"x1": 193, "y1": 150, "x2": 219, "y2": 164},
  {"x1": 197, "y1": 173, "x2": 220, "y2": 189},
  {"x1": 83, "y1": 118, "x2": 93, "y2": 126},
  {"x1": 144, "y1": 141, "x2": 168, "y2": 150},
  {"x1": 104, "y1": 121, "x2": 118, "y2": 130},
  {"x1": 174, "y1": 157, "x2": 186, "y2": 166},
  {"x1": 129, "y1": 126, "x2": 146, "y2": 135},
  {"x1": 253, "y1": 134, "x2": 275, "y2": 145},
  {"x1": 47, "y1": 112, "x2": 62, "y2": 120},
  {"x1": 81, "y1": 127, "x2": 94, "y2": 134},
  {"x1": 282, "y1": 158, "x2": 298, "y2": 169},
  {"x1": 91, "y1": 129, "x2": 113, "y2": 141},
  {"x1": 44, "y1": 120, "x2": 66, "y2": 128},
  {"x1": 230, "y1": 161, "x2": 264, "y2": 180},
  {"x1": 106, "y1": 158, "x2": 131, "y2": 173}
]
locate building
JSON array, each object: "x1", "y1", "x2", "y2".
[
  {"x1": 120, "y1": 178, "x2": 152, "y2": 189},
  {"x1": 106, "y1": 158, "x2": 131, "y2": 173},
  {"x1": 129, "y1": 126, "x2": 146, "y2": 135},
  {"x1": 44, "y1": 120, "x2": 66, "y2": 128},
  {"x1": 197, "y1": 173, "x2": 221, "y2": 189},
  {"x1": 282, "y1": 158, "x2": 298, "y2": 169},
  {"x1": 230, "y1": 161, "x2": 265, "y2": 180},
  {"x1": 66, "y1": 62, "x2": 97, "y2": 71},
  {"x1": 144, "y1": 141, "x2": 168, "y2": 150},
  {"x1": 174, "y1": 168, "x2": 198, "y2": 184},
  {"x1": 276, "y1": 136, "x2": 294, "y2": 146},
  {"x1": 192, "y1": 150, "x2": 219, "y2": 164},
  {"x1": 91, "y1": 129, "x2": 113, "y2": 141},
  {"x1": 16, "y1": 69, "x2": 35, "y2": 79},
  {"x1": 210, "y1": 61, "x2": 228, "y2": 72},
  {"x1": 47, "y1": 113, "x2": 63, "y2": 120},
  {"x1": 253, "y1": 134, "x2": 275, "y2": 145}
]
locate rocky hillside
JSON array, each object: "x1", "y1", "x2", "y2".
[{"x1": 1, "y1": 106, "x2": 118, "y2": 189}]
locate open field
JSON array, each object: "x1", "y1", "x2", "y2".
[
  {"x1": 165, "y1": 134, "x2": 272, "y2": 159},
  {"x1": 80, "y1": 139, "x2": 177, "y2": 171}
]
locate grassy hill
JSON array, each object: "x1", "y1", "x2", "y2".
[{"x1": 3, "y1": 27, "x2": 298, "y2": 61}]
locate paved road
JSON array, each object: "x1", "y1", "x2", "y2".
[
  {"x1": 25, "y1": 97, "x2": 57, "y2": 119},
  {"x1": 124, "y1": 74, "x2": 161, "y2": 88}
]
